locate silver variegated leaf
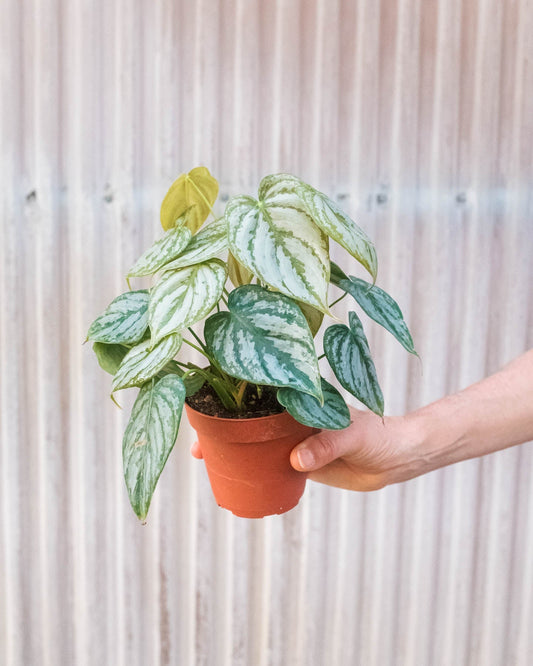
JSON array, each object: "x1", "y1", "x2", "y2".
[
  {"x1": 204, "y1": 285, "x2": 323, "y2": 401},
  {"x1": 299, "y1": 187, "x2": 378, "y2": 281},
  {"x1": 330, "y1": 272, "x2": 417, "y2": 355},
  {"x1": 123, "y1": 375, "x2": 186, "y2": 521},
  {"x1": 92, "y1": 342, "x2": 129, "y2": 375},
  {"x1": 324, "y1": 311, "x2": 384, "y2": 416},
  {"x1": 112, "y1": 333, "x2": 183, "y2": 391},
  {"x1": 259, "y1": 173, "x2": 377, "y2": 280},
  {"x1": 127, "y1": 224, "x2": 192, "y2": 278},
  {"x1": 226, "y1": 177, "x2": 330, "y2": 312},
  {"x1": 87, "y1": 290, "x2": 149, "y2": 344},
  {"x1": 257, "y1": 172, "x2": 306, "y2": 198},
  {"x1": 277, "y1": 377, "x2": 351, "y2": 430},
  {"x1": 92, "y1": 341, "x2": 204, "y2": 395},
  {"x1": 160, "y1": 217, "x2": 228, "y2": 272},
  {"x1": 149, "y1": 259, "x2": 227, "y2": 342}
]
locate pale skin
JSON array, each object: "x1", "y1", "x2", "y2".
[
  {"x1": 290, "y1": 349, "x2": 533, "y2": 490},
  {"x1": 191, "y1": 350, "x2": 533, "y2": 490}
]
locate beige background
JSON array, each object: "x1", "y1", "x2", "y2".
[{"x1": 1, "y1": 0, "x2": 532, "y2": 664}]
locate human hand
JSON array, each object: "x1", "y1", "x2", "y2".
[
  {"x1": 190, "y1": 407, "x2": 422, "y2": 489},
  {"x1": 193, "y1": 349, "x2": 533, "y2": 491},
  {"x1": 289, "y1": 407, "x2": 422, "y2": 491}
]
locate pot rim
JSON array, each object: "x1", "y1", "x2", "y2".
[{"x1": 184, "y1": 401, "x2": 290, "y2": 425}]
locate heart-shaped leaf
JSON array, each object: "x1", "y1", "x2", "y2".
[
  {"x1": 160, "y1": 166, "x2": 219, "y2": 233},
  {"x1": 330, "y1": 272, "x2": 416, "y2": 355},
  {"x1": 87, "y1": 290, "x2": 149, "y2": 344},
  {"x1": 324, "y1": 311, "x2": 384, "y2": 416},
  {"x1": 127, "y1": 225, "x2": 192, "y2": 278},
  {"x1": 112, "y1": 333, "x2": 183, "y2": 391},
  {"x1": 160, "y1": 217, "x2": 228, "y2": 272},
  {"x1": 149, "y1": 259, "x2": 227, "y2": 343},
  {"x1": 92, "y1": 342, "x2": 204, "y2": 395},
  {"x1": 258, "y1": 174, "x2": 377, "y2": 281},
  {"x1": 204, "y1": 285, "x2": 322, "y2": 401},
  {"x1": 299, "y1": 186, "x2": 377, "y2": 281},
  {"x1": 123, "y1": 375, "x2": 186, "y2": 521},
  {"x1": 226, "y1": 177, "x2": 330, "y2": 312},
  {"x1": 277, "y1": 378, "x2": 351, "y2": 430}
]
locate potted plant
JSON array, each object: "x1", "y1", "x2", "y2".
[{"x1": 87, "y1": 167, "x2": 416, "y2": 520}]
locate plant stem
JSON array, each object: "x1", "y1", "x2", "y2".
[
  {"x1": 182, "y1": 338, "x2": 211, "y2": 358},
  {"x1": 329, "y1": 292, "x2": 348, "y2": 309},
  {"x1": 233, "y1": 380, "x2": 248, "y2": 409},
  {"x1": 188, "y1": 327, "x2": 208, "y2": 351},
  {"x1": 186, "y1": 366, "x2": 238, "y2": 410}
]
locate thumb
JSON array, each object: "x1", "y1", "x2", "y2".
[{"x1": 290, "y1": 429, "x2": 353, "y2": 472}]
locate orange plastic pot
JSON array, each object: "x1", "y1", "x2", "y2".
[{"x1": 185, "y1": 405, "x2": 318, "y2": 518}]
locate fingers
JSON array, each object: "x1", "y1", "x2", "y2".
[
  {"x1": 190, "y1": 441, "x2": 203, "y2": 459},
  {"x1": 290, "y1": 429, "x2": 355, "y2": 472}
]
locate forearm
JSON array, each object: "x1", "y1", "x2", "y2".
[
  {"x1": 405, "y1": 350, "x2": 533, "y2": 476},
  {"x1": 291, "y1": 350, "x2": 533, "y2": 490}
]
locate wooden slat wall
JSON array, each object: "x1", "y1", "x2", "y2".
[{"x1": 1, "y1": 0, "x2": 532, "y2": 664}]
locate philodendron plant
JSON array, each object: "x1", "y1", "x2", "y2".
[{"x1": 88, "y1": 167, "x2": 417, "y2": 520}]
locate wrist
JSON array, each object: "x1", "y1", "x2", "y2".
[
  {"x1": 372, "y1": 413, "x2": 438, "y2": 486},
  {"x1": 400, "y1": 396, "x2": 472, "y2": 479}
]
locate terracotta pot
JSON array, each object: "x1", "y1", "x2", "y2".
[{"x1": 185, "y1": 405, "x2": 318, "y2": 518}]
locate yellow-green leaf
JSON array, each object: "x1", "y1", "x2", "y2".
[
  {"x1": 227, "y1": 252, "x2": 254, "y2": 287},
  {"x1": 297, "y1": 301, "x2": 324, "y2": 337},
  {"x1": 160, "y1": 166, "x2": 219, "y2": 233}
]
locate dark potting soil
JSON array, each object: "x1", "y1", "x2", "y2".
[{"x1": 186, "y1": 382, "x2": 285, "y2": 419}]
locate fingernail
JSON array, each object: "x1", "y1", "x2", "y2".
[{"x1": 297, "y1": 447, "x2": 315, "y2": 470}]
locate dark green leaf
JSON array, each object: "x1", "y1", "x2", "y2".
[
  {"x1": 92, "y1": 342, "x2": 129, "y2": 375},
  {"x1": 330, "y1": 260, "x2": 349, "y2": 283},
  {"x1": 277, "y1": 378, "x2": 351, "y2": 430},
  {"x1": 330, "y1": 272, "x2": 417, "y2": 355},
  {"x1": 204, "y1": 285, "x2": 322, "y2": 401},
  {"x1": 157, "y1": 360, "x2": 205, "y2": 396},
  {"x1": 324, "y1": 311, "x2": 384, "y2": 416}
]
